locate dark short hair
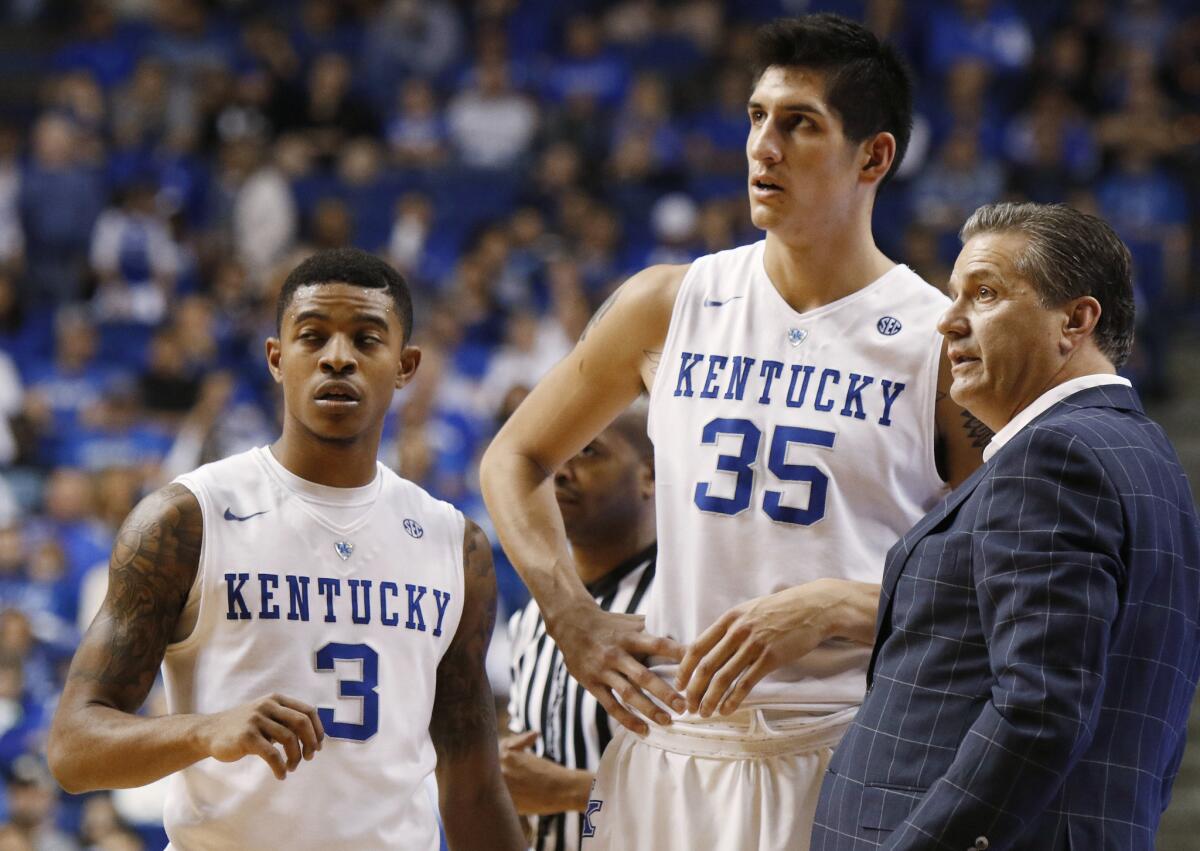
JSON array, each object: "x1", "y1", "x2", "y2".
[
  {"x1": 750, "y1": 14, "x2": 914, "y2": 186},
  {"x1": 960, "y1": 202, "x2": 1136, "y2": 369},
  {"x1": 276, "y1": 248, "x2": 413, "y2": 342}
]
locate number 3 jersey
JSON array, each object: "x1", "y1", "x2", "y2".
[
  {"x1": 161, "y1": 446, "x2": 465, "y2": 851},
  {"x1": 646, "y1": 240, "x2": 950, "y2": 708}
]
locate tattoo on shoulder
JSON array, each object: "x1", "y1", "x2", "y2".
[
  {"x1": 579, "y1": 287, "x2": 622, "y2": 341},
  {"x1": 68, "y1": 483, "x2": 202, "y2": 710},
  {"x1": 960, "y1": 410, "x2": 995, "y2": 448},
  {"x1": 431, "y1": 520, "x2": 498, "y2": 760},
  {"x1": 463, "y1": 520, "x2": 492, "y2": 582}
]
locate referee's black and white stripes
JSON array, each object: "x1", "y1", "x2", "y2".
[{"x1": 506, "y1": 545, "x2": 657, "y2": 851}]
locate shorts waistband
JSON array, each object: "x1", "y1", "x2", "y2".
[{"x1": 636, "y1": 705, "x2": 857, "y2": 759}]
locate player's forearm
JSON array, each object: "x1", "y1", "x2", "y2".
[
  {"x1": 49, "y1": 703, "x2": 210, "y2": 793},
  {"x1": 440, "y1": 765, "x2": 526, "y2": 851},
  {"x1": 816, "y1": 579, "x2": 880, "y2": 645},
  {"x1": 479, "y1": 446, "x2": 593, "y2": 621}
]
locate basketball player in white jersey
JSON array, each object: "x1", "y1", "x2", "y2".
[
  {"x1": 480, "y1": 14, "x2": 988, "y2": 850},
  {"x1": 47, "y1": 248, "x2": 525, "y2": 851}
]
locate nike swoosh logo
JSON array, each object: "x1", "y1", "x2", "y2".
[
  {"x1": 224, "y1": 508, "x2": 269, "y2": 522},
  {"x1": 703, "y1": 296, "x2": 744, "y2": 307}
]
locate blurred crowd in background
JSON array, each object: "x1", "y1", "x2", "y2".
[{"x1": 0, "y1": 0, "x2": 1194, "y2": 847}]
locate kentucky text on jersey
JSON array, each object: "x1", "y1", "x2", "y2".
[
  {"x1": 223, "y1": 572, "x2": 453, "y2": 635},
  {"x1": 671, "y1": 351, "x2": 907, "y2": 427}
]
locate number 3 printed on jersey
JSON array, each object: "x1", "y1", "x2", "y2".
[
  {"x1": 315, "y1": 642, "x2": 379, "y2": 741},
  {"x1": 693, "y1": 417, "x2": 835, "y2": 525}
]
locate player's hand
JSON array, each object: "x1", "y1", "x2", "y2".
[
  {"x1": 548, "y1": 602, "x2": 685, "y2": 735},
  {"x1": 676, "y1": 581, "x2": 840, "y2": 717},
  {"x1": 499, "y1": 731, "x2": 592, "y2": 815},
  {"x1": 199, "y1": 694, "x2": 325, "y2": 780}
]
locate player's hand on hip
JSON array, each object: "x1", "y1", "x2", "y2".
[
  {"x1": 676, "y1": 582, "x2": 836, "y2": 717},
  {"x1": 199, "y1": 694, "x2": 325, "y2": 780},
  {"x1": 550, "y1": 603, "x2": 685, "y2": 735}
]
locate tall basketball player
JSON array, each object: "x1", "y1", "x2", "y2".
[
  {"x1": 48, "y1": 249, "x2": 525, "y2": 851},
  {"x1": 480, "y1": 15, "x2": 987, "y2": 850}
]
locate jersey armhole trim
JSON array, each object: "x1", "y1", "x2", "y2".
[
  {"x1": 647, "y1": 260, "x2": 703, "y2": 440},
  {"x1": 163, "y1": 476, "x2": 210, "y2": 654},
  {"x1": 440, "y1": 506, "x2": 468, "y2": 658}
]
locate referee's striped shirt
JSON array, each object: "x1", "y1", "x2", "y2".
[{"x1": 507, "y1": 544, "x2": 657, "y2": 851}]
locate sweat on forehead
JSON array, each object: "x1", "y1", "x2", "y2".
[{"x1": 275, "y1": 247, "x2": 414, "y2": 340}]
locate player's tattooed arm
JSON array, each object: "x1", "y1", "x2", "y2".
[
  {"x1": 65, "y1": 483, "x2": 200, "y2": 710},
  {"x1": 578, "y1": 286, "x2": 622, "y2": 341},
  {"x1": 960, "y1": 409, "x2": 994, "y2": 448},
  {"x1": 433, "y1": 520, "x2": 525, "y2": 851},
  {"x1": 49, "y1": 485, "x2": 325, "y2": 792}
]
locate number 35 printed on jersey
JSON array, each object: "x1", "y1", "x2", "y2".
[{"x1": 694, "y1": 417, "x2": 835, "y2": 525}]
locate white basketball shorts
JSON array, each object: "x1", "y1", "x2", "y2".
[{"x1": 580, "y1": 706, "x2": 856, "y2": 851}]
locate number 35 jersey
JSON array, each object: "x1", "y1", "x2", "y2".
[
  {"x1": 162, "y1": 447, "x2": 464, "y2": 851},
  {"x1": 646, "y1": 240, "x2": 950, "y2": 708}
]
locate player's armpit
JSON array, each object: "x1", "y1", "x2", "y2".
[
  {"x1": 933, "y1": 340, "x2": 988, "y2": 487},
  {"x1": 432, "y1": 520, "x2": 524, "y2": 851}
]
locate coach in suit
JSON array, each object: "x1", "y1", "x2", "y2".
[{"x1": 812, "y1": 202, "x2": 1200, "y2": 851}]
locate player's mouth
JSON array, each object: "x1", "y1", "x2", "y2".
[
  {"x1": 314, "y1": 381, "x2": 362, "y2": 409},
  {"x1": 750, "y1": 177, "x2": 784, "y2": 198}
]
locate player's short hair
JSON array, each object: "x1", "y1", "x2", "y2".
[
  {"x1": 750, "y1": 14, "x2": 914, "y2": 186},
  {"x1": 276, "y1": 248, "x2": 414, "y2": 342},
  {"x1": 961, "y1": 202, "x2": 1136, "y2": 369}
]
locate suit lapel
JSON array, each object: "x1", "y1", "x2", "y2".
[
  {"x1": 867, "y1": 461, "x2": 990, "y2": 685},
  {"x1": 877, "y1": 461, "x2": 991, "y2": 620},
  {"x1": 879, "y1": 382, "x2": 1139, "y2": 607},
  {"x1": 869, "y1": 383, "x2": 1141, "y2": 684}
]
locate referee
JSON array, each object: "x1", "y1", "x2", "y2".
[{"x1": 502, "y1": 402, "x2": 656, "y2": 851}]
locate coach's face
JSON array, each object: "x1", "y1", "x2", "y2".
[
  {"x1": 267, "y1": 283, "x2": 420, "y2": 443},
  {"x1": 939, "y1": 232, "x2": 1072, "y2": 432}
]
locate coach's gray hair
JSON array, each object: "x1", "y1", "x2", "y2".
[{"x1": 960, "y1": 202, "x2": 1136, "y2": 369}]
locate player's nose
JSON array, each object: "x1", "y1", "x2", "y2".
[
  {"x1": 319, "y1": 334, "x2": 358, "y2": 373},
  {"x1": 747, "y1": 122, "x2": 782, "y2": 165}
]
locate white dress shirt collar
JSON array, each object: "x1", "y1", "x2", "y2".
[{"x1": 982, "y1": 374, "x2": 1132, "y2": 462}]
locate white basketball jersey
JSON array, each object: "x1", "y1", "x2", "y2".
[
  {"x1": 162, "y1": 447, "x2": 465, "y2": 851},
  {"x1": 647, "y1": 240, "x2": 949, "y2": 707}
]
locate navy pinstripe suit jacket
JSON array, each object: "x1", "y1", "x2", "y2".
[{"x1": 812, "y1": 384, "x2": 1200, "y2": 851}]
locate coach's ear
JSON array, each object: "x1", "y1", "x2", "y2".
[
  {"x1": 1060, "y1": 296, "x2": 1102, "y2": 356},
  {"x1": 266, "y1": 337, "x2": 283, "y2": 384},
  {"x1": 395, "y1": 345, "x2": 421, "y2": 389}
]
